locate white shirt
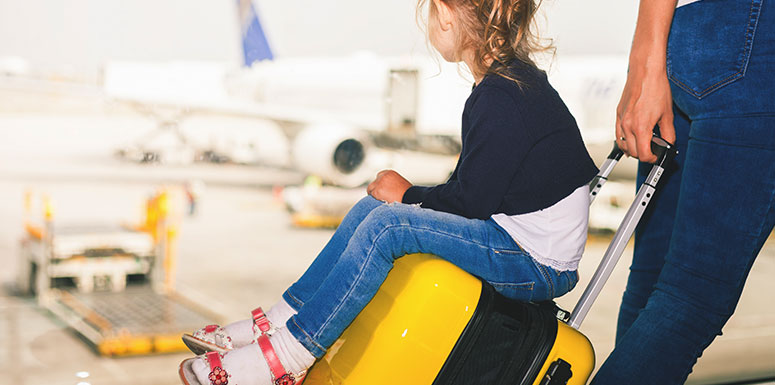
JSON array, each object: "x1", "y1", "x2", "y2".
[
  {"x1": 677, "y1": 0, "x2": 702, "y2": 7},
  {"x1": 492, "y1": 185, "x2": 589, "y2": 272}
]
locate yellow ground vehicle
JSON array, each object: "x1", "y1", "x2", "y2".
[
  {"x1": 304, "y1": 138, "x2": 676, "y2": 385},
  {"x1": 18, "y1": 188, "x2": 219, "y2": 356}
]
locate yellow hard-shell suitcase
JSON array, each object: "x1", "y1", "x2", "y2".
[{"x1": 305, "y1": 138, "x2": 676, "y2": 385}]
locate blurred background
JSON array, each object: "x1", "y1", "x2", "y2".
[{"x1": 0, "y1": 1, "x2": 772, "y2": 384}]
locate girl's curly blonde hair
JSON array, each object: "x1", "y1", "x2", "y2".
[{"x1": 418, "y1": 0, "x2": 551, "y2": 83}]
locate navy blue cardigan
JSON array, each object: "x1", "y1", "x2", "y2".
[{"x1": 402, "y1": 60, "x2": 598, "y2": 220}]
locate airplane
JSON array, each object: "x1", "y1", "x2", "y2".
[
  {"x1": 103, "y1": 0, "x2": 636, "y2": 190},
  {"x1": 0, "y1": 56, "x2": 29, "y2": 76}
]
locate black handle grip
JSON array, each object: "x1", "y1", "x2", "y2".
[
  {"x1": 606, "y1": 142, "x2": 625, "y2": 161},
  {"x1": 650, "y1": 134, "x2": 677, "y2": 168},
  {"x1": 608, "y1": 133, "x2": 677, "y2": 166}
]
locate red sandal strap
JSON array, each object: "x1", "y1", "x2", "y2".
[
  {"x1": 205, "y1": 351, "x2": 223, "y2": 368},
  {"x1": 205, "y1": 351, "x2": 230, "y2": 385},
  {"x1": 252, "y1": 307, "x2": 272, "y2": 334},
  {"x1": 257, "y1": 334, "x2": 296, "y2": 385}
]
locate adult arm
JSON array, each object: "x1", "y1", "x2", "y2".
[{"x1": 616, "y1": 0, "x2": 678, "y2": 163}]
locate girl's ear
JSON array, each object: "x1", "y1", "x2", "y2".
[{"x1": 431, "y1": 0, "x2": 455, "y2": 31}]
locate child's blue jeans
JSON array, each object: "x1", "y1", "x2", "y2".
[{"x1": 281, "y1": 196, "x2": 578, "y2": 358}]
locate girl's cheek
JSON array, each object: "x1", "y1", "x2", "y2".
[
  {"x1": 429, "y1": 27, "x2": 439, "y2": 50},
  {"x1": 428, "y1": 14, "x2": 439, "y2": 45},
  {"x1": 429, "y1": 29, "x2": 445, "y2": 55}
]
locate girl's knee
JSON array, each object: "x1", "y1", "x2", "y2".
[
  {"x1": 345, "y1": 196, "x2": 384, "y2": 221},
  {"x1": 364, "y1": 202, "x2": 416, "y2": 226},
  {"x1": 354, "y1": 195, "x2": 382, "y2": 211}
]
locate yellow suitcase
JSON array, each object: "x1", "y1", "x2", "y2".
[{"x1": 305, "y1": 138, "x2": 676, "y2": 385}]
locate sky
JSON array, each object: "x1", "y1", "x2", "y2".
[{"x1": 0, "y1": 0, "x2": 638, "y2": 77}]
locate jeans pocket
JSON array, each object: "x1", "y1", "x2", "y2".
[
  {"x1": 493, "y1": 247, "x2": 526, "y2": 256},
  {"x1": 667, "y1": 0, "x2": 762, "y2": 99},
  {"x1": 490, "y1": 281, "x2": 535, "y2": 302}
]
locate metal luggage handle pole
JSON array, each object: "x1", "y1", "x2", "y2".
[
  {"x1": 569, "y1": 136, "x2": 677, "y2": 330},
  {"x1": 588, "y1": 144, "x2": 625, "y2": 204}
]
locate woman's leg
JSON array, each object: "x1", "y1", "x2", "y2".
[
  {"x1": 595, "y1": 2, "x2": 775, "y2": 381},
  {"x1": 594, "y1": 116, "x2": 775, "y2": 384},
  {"x1": 615, "y1": 107, "x2": 690, "y2": 342},
  {"x1": 282, "y1": 196, "x2": 383, "y2": 310},
  {"x1": 286, "y1": 203, "x2": 577, "y2": 358}
]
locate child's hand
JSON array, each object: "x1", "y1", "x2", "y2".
[{"x1": 367, "y1": 170, "x2": 412, "y2": 203}]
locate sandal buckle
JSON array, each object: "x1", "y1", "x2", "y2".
[{"x1": 252, "y1": 307, "x2": 273, "y2": 334}]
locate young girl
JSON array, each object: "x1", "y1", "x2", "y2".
[{"x1": 180, "y1": 0, "x2": 598, "y2": 384}]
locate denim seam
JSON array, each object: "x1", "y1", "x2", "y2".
[
  {"x1": 493, "y1": 248, "x2": 528, "y2": 255},
  {"x1": 289, "y1": 316, "x2": 326, "y2": 355},
  {"x1": 391, "y1": 222, "x2": 504, "y2": 251},
  {"x1": 544, "y1": 264, "x2": 555, "y2": 297},
  {"x1": 668, "y1": 0, "x2": 761, "y2": 99},
  {"x1": 532, "y1": 258, "x2": 554, "y2": 298},
  {"x1": 378, "y1": 205, "x2": 499, "y2": 251},
  {"x1": 670, "y1": 71, "x2": 743, "y2": 99},
  {"x1": 751, "y1": 179, "x2": 775, "y2": 247},
  {"x1": 283, "y1": 291, "x2": 305, "y2": 309},
  {"x1": 489, "y1": 281, "x2": 534, "y2": 290},
  {"x1": 741, "y1": 0, "x2": 762, "y2": 74},
  {"x1": 494, "y1": 242, "x2": 527, "y2": 254},
  {"x1": 690, "y1": 112, "x2": 775, "y2": 121}
]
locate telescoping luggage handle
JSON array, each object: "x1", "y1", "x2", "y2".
[{"x1": 567, "y1": 135, "x2": 677, "y2": 330}]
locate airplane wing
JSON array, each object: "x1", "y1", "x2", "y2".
[{"x1": 103, "y1": 0, "x2": 634, "y2": 186}]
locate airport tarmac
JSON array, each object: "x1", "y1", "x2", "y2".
[{"x1": 1, "y1": 86, "x2": 773, "y2": 385}]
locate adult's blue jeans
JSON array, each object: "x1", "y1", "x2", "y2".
[
  {"x1": 593, "y1": 0, "x2": 775, "y2": 383},
  {"x1": 280, "y1": 196, "x2": 579, "y2": 357}
]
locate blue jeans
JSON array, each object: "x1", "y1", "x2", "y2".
[
  {"x1": 281, "y1": 196, "x2": 579, "y2": 357},
  {"x1": 593, "y1": 1, "x2": 775, "y2": 384}
]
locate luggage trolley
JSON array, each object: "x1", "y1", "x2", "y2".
[{"x1": 302, "y1": 136, "x2": 676, "y2": 385}]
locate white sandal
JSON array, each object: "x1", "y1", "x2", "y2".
[
  {"x1": 179, "y1": 341, "x2": 307, "y2": 385},
  {"x1": 182, "y1": 307, "x2": 274, "y2": 355}
]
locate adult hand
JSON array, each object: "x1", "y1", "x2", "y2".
[
  {"x1": 366, "y1": 170, "x2": 412, "y2": 203},
  {"x1": 615, "y1": 0, "x2": 679, "y2": 163},
  {"x1": 615, "y1": 67, "x2": 676, "y2": 163}
]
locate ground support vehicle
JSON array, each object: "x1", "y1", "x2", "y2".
[{"x1": 18, "y1": 189, "x2": 219, "y2": 356}]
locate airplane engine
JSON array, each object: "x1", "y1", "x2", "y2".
[{"x1": 292, "y1": 123, "x2": 375, "y2": 188}]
